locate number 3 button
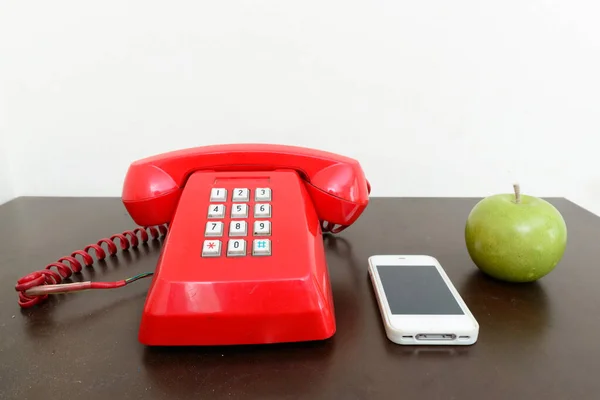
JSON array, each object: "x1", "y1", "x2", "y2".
[{"x1": 254, "y1": 203, "x2": 271, "y2": 218}]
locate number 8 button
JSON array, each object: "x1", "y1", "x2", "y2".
[{"x1": 229, "y1": 221, "x2": 247, "y2": 236}]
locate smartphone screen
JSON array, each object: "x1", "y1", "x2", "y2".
[{"x1": 376, "y1": 265, "x2": 464, "y2": 315}]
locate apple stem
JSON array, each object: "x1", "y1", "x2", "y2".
[{"x1": 513, "y1": 183, "x2": 521, "y2": 204}]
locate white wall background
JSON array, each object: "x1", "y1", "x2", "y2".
[{"x1": 1, "y1": 1, "x2": 599, "y2": 213}]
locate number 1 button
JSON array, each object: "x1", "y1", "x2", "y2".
[{"x1": 210, "y1": 188, "x2": 227, "y2": 202}]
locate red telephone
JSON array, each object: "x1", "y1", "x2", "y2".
[{"x1": 15, "y1": 144, "x2": 371, "y2": 346}]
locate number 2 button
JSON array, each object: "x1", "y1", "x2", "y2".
[{"x1": 232, "y1": 188, "x2": 249, "y2": 202}]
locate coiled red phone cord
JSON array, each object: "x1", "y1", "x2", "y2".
[{"x1": 14, "y1": 224, "x2": 168, "y2": 308}]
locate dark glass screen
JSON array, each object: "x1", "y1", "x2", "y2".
[{"x1": 376, "y1": 265, "x2": 464, "y2": 315}]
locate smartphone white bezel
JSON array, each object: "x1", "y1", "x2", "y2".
[{"x1": 368, "y1": 255, "x2": 479, "y2": 345}]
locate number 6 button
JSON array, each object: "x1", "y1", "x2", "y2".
[{"x1": 254, "y1": 203, "x2": 271, "y2": 218}]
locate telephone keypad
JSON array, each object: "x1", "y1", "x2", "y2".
[
  {"x1": 227, "y1": 239, "x2": 246, "y2": 257},
  {"x1": 231, "y1": 204, "x2": 248, "y2": 218},
  {"x1": 253, "y1": 220, "x2": 271, "y2": 236},
  {"x1": 202, "y1": 240, "x2": 222, "y2": 257},
  {"x1": 252, "y1": 239, "x2": 271, "y2": 256},
  {"x1": 254, "y1": 203, "x2": 271, "y2": 218},
  {"x1": 232, "y1": 188, "x2": 250, "y2": 202},
  {"x1": 210, "y1": 188, "x2": 227, "y2": 202},
  {"x1": 205, "y1": 221, "x2": 224, "y2": 237},
  {"x1": 229, "y1": 221, "x2": 247, "y2": 236},
  {"x1": 203, "y1": 186, "x2": 272, "y2": 257},
  {"x1": 255, "y1": 188, "x2": 271, "y2": 201},
  {"x1": 208, "y1": 204, "x2": 225, "y2": 218}
]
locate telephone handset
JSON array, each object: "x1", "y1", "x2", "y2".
[
  {"x1": 122, "y1": 143, "x2": 370, "y2": 233},
  {"x1": 15, "y1": 144, "x2": 371, "y2": 346}
]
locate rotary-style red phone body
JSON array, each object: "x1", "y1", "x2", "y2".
[
  {"x1": 123, "y1": 144, "x2": 370, "y2": 346},
  {"x1": 16, "y1": 144, "x2": 370, "y2": 346}
]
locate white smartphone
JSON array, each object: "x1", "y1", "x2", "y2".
[{"x1": 368, "y1": 255, "x2": 479, "y2": 345}]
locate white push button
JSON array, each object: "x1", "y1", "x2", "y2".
[
  {"x1": 208, "y1": 204, "x2": 225, "y2": 218},
  {"x1": 231, "y1": 203, "x2": 249, "y2": 218},
  {"x1": 210, "y1": 188, "x2": 227, "y2": 202},
  {"x1": 254, "y1": 203, "x2": 271, "y2": 218},
  {"x1": 205, "y1": 221, "x2": 223, "y2": 237},
  {"x1": 227, "y1": 239, "x2": 246, "y2": 257},
  {"x1": 252, "y1": 239, "x2": 271, "y2": 256},
  {"x1": 253, "y1": 220, "x2": 271, "y2": 236},
  {"x1": 202, "y1": 240, "x2": 221, "y2": 257},
  {"x1": 255, "y1": 188, "x2": 271, "y2": 201},
  {"x1": 232, "y1": 188, "x2": 250, "y2": 202},
  {"x1": 229, "y1": 221, "x2": 247, "y2": 236}
]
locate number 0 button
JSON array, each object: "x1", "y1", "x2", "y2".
[
  {"x1": 254, "y1": 203, "x2": 271, "y2": 218},
  {"x1": 227, "y1": 239, "x2": 246, "y2": 257}
]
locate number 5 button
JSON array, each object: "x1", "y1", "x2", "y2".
[
  {"x1": 231, "y1": 204, "x2": 248, "y2": 218},
  {"x1": 253, "y1": 221, "x2": 271, "y2": 236},
  {"x1": 254, "y1": 203, "x2": 271, "y2": 218}
]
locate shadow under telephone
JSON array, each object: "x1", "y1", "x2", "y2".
[{"x1": 15, "y1": 144, "x2": 371, "y2": 346}]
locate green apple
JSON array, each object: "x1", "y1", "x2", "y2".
[{"x1": 465, "y1": 184, "x2": 567, "y2": 283}]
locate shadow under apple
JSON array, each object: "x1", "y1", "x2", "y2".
[{"x1": 458, "y1": 269, "x2": 552, "y2": 346}]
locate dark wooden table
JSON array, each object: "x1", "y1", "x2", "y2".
[{"x1": 1, "y1": 197, "x2": 599, "y2": 399}]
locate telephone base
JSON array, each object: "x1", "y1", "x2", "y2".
[
  {"x1": 138, "y1": 279, "x2": 336, "y2": 346},
  {"x1": 137, "y1": 170, "x2": 337, "y2": 346}
]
